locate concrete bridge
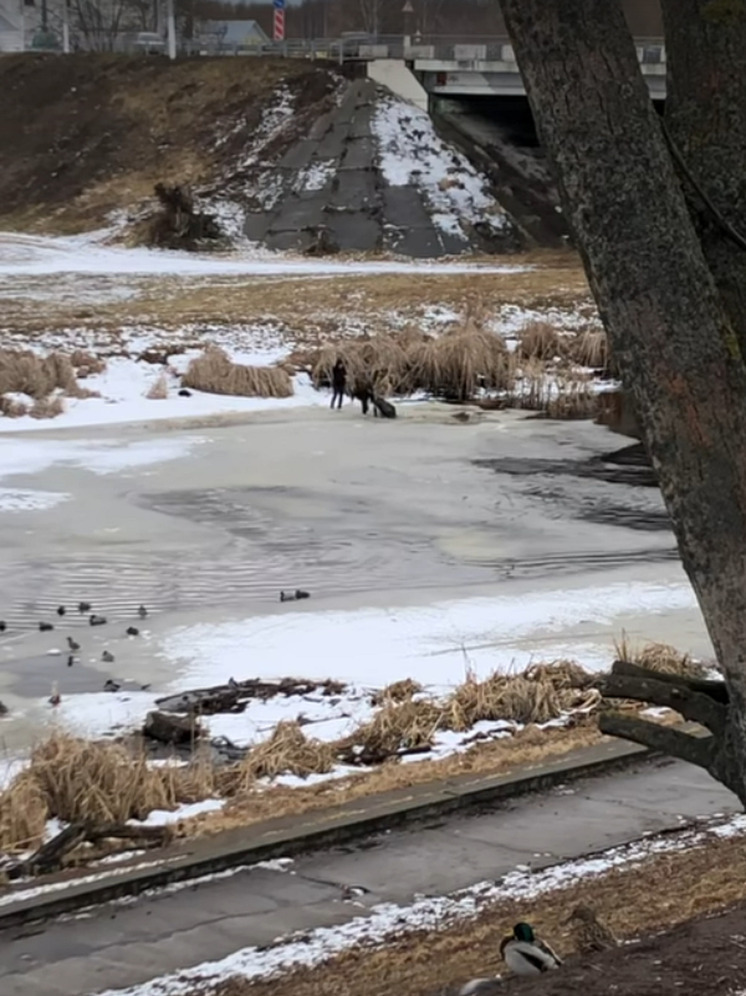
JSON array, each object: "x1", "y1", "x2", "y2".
[{"x1": 351, "y1": 35, "x2": 667, "y2": 100}]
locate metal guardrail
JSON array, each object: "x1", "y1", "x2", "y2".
[
  {"x1": 233, "y1": 35, "x2": 667, "y2": 66},
  {"x1": 20, "y1": 31, "x2": 667, "y2": 65}
]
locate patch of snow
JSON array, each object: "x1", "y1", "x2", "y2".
[
  {"x1": 494, "y1": 304, "x2": 601, "y2": 337},
  {"x1": 372, "y1": 95, "x2": 509, "y2": 240},
  {"x1": 95, "y1": 849, "x2": 146, "y2": 866},
  {"x1": 0, "y1": 369, "x2": 326, "y2": 433},
  {"x1": 0, "y1": 854, "x2": 183, "y2": 909},
  {"x1": 0, "y1": 488, "x2": 69, "y2": 512},
  {"x1": 161, "y1": 580, "x2": 696, "y2": 695},
  {"x1": 0, "y1": 232, "x2": 527, "y2": 279},
  {"x1": 0, "y1": 435, "x2": 204, "y2": 473},
  {"x1": 296, "y1": 160, "x2": 336, "y2": 193},
  {"x1": 241, "y1": 85, "x2": 296, "y2": 165},
  {"x1": 128, "y1": 799, "x2": 225, "y2": 827},
  {"x1": 91, "y1": 813, "x2": 746, "y2": 996}
]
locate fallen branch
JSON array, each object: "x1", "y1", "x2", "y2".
[
  {"x1": 611, "y1": 660, "x2": 728, "y2": 703},
  {"x1": 601, "y1": 671, "x2": 727, "y2": 735},
  {"x1": 598, "y1": 712, "x2": 715, "y2": 771},
  {"x1": 143, "y1": 710, "x2": 202, "y2": 745},
  {"x1": 85, "y1": 823, "x2": 171, "y2": 845},
  {"x1": 8, "y1": 822, "x2": 88, "y2": 879},
  {"x1": 336, "y1": 744, "x2": 432, "y2": 767}
]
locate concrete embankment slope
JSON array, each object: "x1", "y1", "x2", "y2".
[
  {"x1": 243, "y1": 78, "x2": 516, "y2": 257},
  {"x1": 0, "y1": 54, "x2": 518, "y2": 257}
]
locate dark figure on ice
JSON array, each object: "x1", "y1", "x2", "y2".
[{"x1": 331, "y1": 358, "x2": 346, "y2": 410}]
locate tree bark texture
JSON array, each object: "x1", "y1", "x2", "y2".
[
  {"x1": 661, "y1": 0, "x2": 746, "y2": 349},
  {"x1": 499, "y1": 0, "x2": 746, "y2": 802}
]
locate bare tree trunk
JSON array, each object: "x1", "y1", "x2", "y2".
[
  {"x1": 499, "y1": 0, "x2": 746, "y2": 803},
  {"x1": 661, "y1": 0, "x2": 746, "y2": 351}
]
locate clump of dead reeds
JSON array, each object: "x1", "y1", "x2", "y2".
[
  {"x1": 0, "y1": 769, "x2": 49, "y2": 854},
  {"x1": 69, "y1": 350, "x2": 107, "y2": 377},
  {"x1": 545, "y1": 376, "x2": 599, "y2": 420},
  {"x1": 225, "y1": 721, "x2": 336, "y2": 793},
  {"x1": 444, "y1": 661, "x2": 599, "y2": 730},
  {"x1": 29, "y1": 734, "x2": 176, "y2": 826},
  {"x1": 0, "y1": 395, "x2": 29, "y2": 418},
  {"x1": 410, "y1": 328, "x2": 514, "y2": 401},
  {"x1": 508, "y1": 365, "x2": 599, "y2": 420},
  {"x1": 0, "y1": 733, "x2": 219, "y2": 852},
  {"x1": 371, "y1": 678, "x2": 424, "y2": 706},
  {"x1": 0, "y1": 349, "x2": 79, "y2": 399},
  {"x1": 569, "y1": 329, "x2": 609, "y2": 371},
  {"x1": 29, "y1": 395, "x2": 65, "y2": 419},
  {"x1": 516, "y1": 321, "x2": 564, "y2": 361},
  {"x1": 146, "y1": 374, "x2": 169, "y2": 400},
  {"x1": 311, "y1": 334, "x2": 419, "y2": 397},
  {"x1": 182, "y1": 345, "x2": 293, "y2": 398},
  {"x1": 614, "y1": 636, "x2": 709, "y2": 679},
  {"x1": 338, "y1": 699, "x2": 443, "y2": 757}
]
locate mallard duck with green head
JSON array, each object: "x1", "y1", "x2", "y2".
[{"x1": 500, "y1": 922, "x2": 562, "y2": 976}]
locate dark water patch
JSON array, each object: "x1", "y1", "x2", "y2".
[
  {"x1": 580, "y1": 504, "x2": 671, "y2": 532},
  {"x1": 478, "y1": 546, "x2": 679, "y2": 579},
  {"x1": 475, "y1": 452, "x2": 659, "y2": 488},
  {"x1": 6, "y1": 653, "x2": 105, "y2": 697}
]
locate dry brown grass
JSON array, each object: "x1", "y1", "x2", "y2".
[
  {"x1": 371, "y1": 678, "x2": 424, "y2": 706},
  {"x1": 337, "y1": 699, "x2": 444, "y2": 756},
  {"x1": 182, "y1": 345, "x2": 293, "y2": 398},
  {"x1": 0, "y1": 733, "x2": 217, "y2": 852},
  {"x1": 411, "y1": 328, "x2": 514, "y2": 401},
  {"x1": 570, "y1": 328, "x2": 608, "y2": 370},
  {"x1": 223, "y1": 722, "x2": 336, "y2": 794},
  {"x1": 516, "y1": 321, "x2": 564, "y2": 360},
  {"x1": 614, "y1": 636, "x2": 711, "y2": 679},
  {"x1": 202, "y1": 724, "x2": 606, "y2": 839},
  {"x1": 1, "y1": 256, "x2": 592, "y2": 337},
  {"x1": 311, "y1": 334, "x2": 418, "y2": 396},
  {"x1": 146, "y1": 374, "x2": 169, "y2": 400},
  {"x1": 198, "y1": 825, "x2": 746, "y2": 996},
  {"x1": 69, "y1": 349, "x2": 107, "y2": 376},
  {"x1": 444, "y1": 661, "x2": 599, "y2": 730},
  {"x1": 508, "y1": 365, "x2": 599, "y2": 419},
  {"x1": 0, "y1": 349, "x2": 78, "y2": 399}
]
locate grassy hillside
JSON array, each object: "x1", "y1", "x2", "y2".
[{"x1": 0, "y1": 54, "x2": 347, "y2": 234}]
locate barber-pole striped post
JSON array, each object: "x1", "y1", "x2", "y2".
[{"x1": 273, "y1": 0, "x2": 286, "y2": 42}]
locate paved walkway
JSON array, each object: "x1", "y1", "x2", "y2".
[{"x1": 0, "y1": 758, "x2": 738, "y2": 996}]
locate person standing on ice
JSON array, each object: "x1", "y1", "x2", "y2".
[{"x1": 330, "y1": 358, "x2": 346, "y2": 410}]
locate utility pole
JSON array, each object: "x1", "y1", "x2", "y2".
[
  {"x1": 166, "y1": 0, "x2": 176, "y2": 58},
  {"x1": 61, "y1": 0, "x2": 70, "y2": 52}
]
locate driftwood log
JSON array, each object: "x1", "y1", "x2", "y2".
[
  {"x1": 143, "y1": 710, "x2": 202, "y2": 745},
  {"x1": 7, "y1": 822, "x2": 171, "y2": 879},
  {"x1": 155, "y1": 677, "x2": 346, "y2": 716},
  {"x1": 599, "y1": 660, "x2": 723, "y2": 771}
]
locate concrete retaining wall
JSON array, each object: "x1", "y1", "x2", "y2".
[{"x1": 367, "y1": 59, "x2": 428, "y2": 111}]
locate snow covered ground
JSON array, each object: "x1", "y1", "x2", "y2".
[
  {"x1": 90, "y1": 813, "x2": 746, "y2": 996},
  {"x1": 372, "y1": 95, "x2": 509, "y2": 242},
  {"x1": 0, "y1": 232, "x2": 526, "y2": 280}
]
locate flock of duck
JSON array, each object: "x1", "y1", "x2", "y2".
[
  {"x1": 461, "y1": 907, "x2": 616, "y2": 993},
  {"x1": 0, "y1": 602, "x2": 150, "y2": 706}
]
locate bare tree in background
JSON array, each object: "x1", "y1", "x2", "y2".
[
  {"x1": 498, "y1": 0, "x2": 746, "y2": 805},
  {"x1": 355, "y1": 0, "x2": 381, "y2": 34},
  {"x1": 70, "y1": 0, "x2": 133, "y2": 49}
]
